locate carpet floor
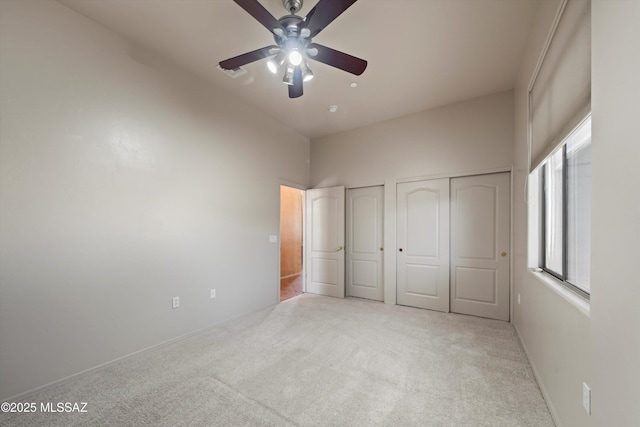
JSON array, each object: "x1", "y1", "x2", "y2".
[{"x1": 0, "y1": 294, "x2": 554, "y2": 426}]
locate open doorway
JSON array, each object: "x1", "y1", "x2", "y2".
[{"x1": 280, "y1": 185, "x2": 304, "y2": 301}]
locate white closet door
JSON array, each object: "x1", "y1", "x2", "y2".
[
  {"x1": 305, "y1": 186, "x2": 345, "y2": 298},
  {"x1": 396, "y1": 179, "x2": 449, "y2": 312},
  {"x1": 450, "y1": 173, "x2": 510, "y2": 321},
  {"x1": 347, "y1": 186, "x2": 384, "y2": 301}
]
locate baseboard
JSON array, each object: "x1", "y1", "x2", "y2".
[{"x1": 513, "y1": 322, "x2": 562, "y2": 427}]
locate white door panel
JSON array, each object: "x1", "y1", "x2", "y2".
[
  {"x1": 451, "y1": 173, "x2": 510, "y2": 321},
  {"x1": 306, "y1": 186, "x2": 345, "y2": 298},
  {"x1": 456, "y1": 185, "x2": 497, "y2": 260},
  {"x1": 407, "y1": 190, "x2": 440, "y2": 257},
  {"x1": 397, "y1": 179, "x2": 449, "y2": 312},
  {"x1": 347, "y1": 186, "x2": 384, "y2": 301},
  {"x1": 352, "y1": 260, "x2": 377, "y2": 287},
  {"x1": 455, "y1": 267, "x2": 496, "y2": 302},
  {"x1": 405, "y1": 264, "x2": 439, "y2": 296}
]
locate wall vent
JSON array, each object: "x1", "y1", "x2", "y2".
[{"x1": 216, "y1": 65, "x2": 247, "y2": 78}]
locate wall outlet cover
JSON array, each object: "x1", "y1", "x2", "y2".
[{"x1": 172, "y1": 296, "x2": 180, "y2": 309}]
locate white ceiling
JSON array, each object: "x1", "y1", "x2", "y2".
[{"x1": 58, "y1": 0, "x2": 539, "y2": 139}]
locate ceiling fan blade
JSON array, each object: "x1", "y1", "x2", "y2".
[
  {"x1": 308, "y1": 43, "x2": 367, "y2": 75},
  {"x1": 219, "y1": 45, "x2": 277, "y2": 70},
  {"x1": 232, "y1": 0, "x2": 285, "y2": 34},
  {"x1": 304, "y1": 0, "x2": 358, "y2": 38},
  {"x1": 288, "y1": 66, "x2": 304, "y2": 98}
]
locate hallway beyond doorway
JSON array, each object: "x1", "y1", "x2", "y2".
[
  {"x1": 280, "y1": 185, "x2": 304, "y2": 302},
  {"x1": 280, "y1": 274, "x2": 303, "y2": 302}
]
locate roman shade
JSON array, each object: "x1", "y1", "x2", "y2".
[{"x1": 529, "y1": 0, "x2": 591, "y2": 171}]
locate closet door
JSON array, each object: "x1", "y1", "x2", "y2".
[
  {"x1": 347, "y1": 186, "x2": 384, "y2": 301},
  {"x1": 450, "y1": 173, "x2": 510, "y2": 321},
  {"x1": 396, "y1": 179, "x2": 449, "y2": 312}
]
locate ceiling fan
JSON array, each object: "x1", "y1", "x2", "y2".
[{"x1": 219, "y1": 0, "x2": 367, "y2": 98}]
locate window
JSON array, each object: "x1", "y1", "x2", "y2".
[
  {"x1": 543, "y1": 149, "x2": 564, "y2": 275},
  {"x1": 539, "y1": 116, "x2": 591, "y2": 297}
]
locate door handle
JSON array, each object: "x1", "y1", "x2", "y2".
[
  {"x1": 336, "y1": 246, "x2": 343, "y2": 252},
  {"x1": 501, "y1": 251, "x2": 507, "y2": 257}
]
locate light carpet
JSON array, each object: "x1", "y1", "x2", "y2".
[{"x1": 0, "y1": 294, "x2": 554, "y2": 426}]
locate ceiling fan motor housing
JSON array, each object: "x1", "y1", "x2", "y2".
[
  {"x1": 282, "y1": 0, "x2": 302, "y2": 14},
  {"x1": 276, "y1": 15, "x2": 304, "y2": 40}
]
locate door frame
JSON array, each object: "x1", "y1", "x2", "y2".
[{"x1": 278, "y1": 181, "x2": 306, "y2": 303}]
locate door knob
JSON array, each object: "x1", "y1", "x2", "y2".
[
  {"x1": 399, "y1": 248, "x2": 403, "y2": 252},
  {"x1": 501, "y1": 251, "x2": 507, "y2": 257},
  {"x1": 380, "y1": 247, "x2": 384, "y2": 251}
]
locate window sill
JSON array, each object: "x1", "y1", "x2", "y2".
[{"x1": 527, "y1": 269, "x2": 590, "y2": 317}]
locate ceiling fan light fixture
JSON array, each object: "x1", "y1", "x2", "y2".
[
  {"x1": 283, "y1": 64, "x2": 295, "y2": 85},
  {"x1": 288, "y1": 49, "x2": 303, "y2": 66},
  {"x1": 267, "y1": 60, "x2": 278, "y2": 74},
  {"x1": 301, "y1": 61, "x2": 314, "y2": 82},
  {"x1": 267, "y1": 51, "x2": 286, "y2": 74},
  {"x1": 303, "y1": 70, "x2": 314, "y2": 82}
]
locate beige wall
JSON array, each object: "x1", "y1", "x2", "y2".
[
  {"x1": 311, "y1": 90, "x2": 514, "y2": 189},
  {"x1": 511, "y1": 0, "x2": 595, "y2": 425},
  {"x1": 591, "y1": 1, "x2": 640, "y2": 425},
  {"x1": 0, "y1": 0, "x2": 309, "y2": 399},
  {"x1": 513, "y1": 0, "x2": 640, "y2": 426}
]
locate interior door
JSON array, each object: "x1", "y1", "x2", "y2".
[
  {"x1": 396, "y1": 179, "x2": 449, "y2": 312},
  {"x1": 450, "y1": 173, "x2": 510, "y2": 321},
  {"x1": 347, "y1": 186, "x2": 384, "y2": 301},
  {"x1": 305, "y1": 186, "x2": 345, "y2": 298}
]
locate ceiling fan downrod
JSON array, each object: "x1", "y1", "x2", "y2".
[{"x1": 282, "y1": 0, "x2": 302, "y2": 15}]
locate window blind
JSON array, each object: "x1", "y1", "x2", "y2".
[{"x1": 529, "y1": 0, "x2": 591, "y2": 171}]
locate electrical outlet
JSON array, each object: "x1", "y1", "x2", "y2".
[
  {"x1": 582, "y1": 382, "x2": 591, "y2": 414},
  {"x1": 172, "y1": 296, "x2": 180, "y2": 309},
  {"x1": 210, "y1": 289, "x2": 216, "y2": 299},
  {"x1": 518, "y1": 293, "x2": 521, "y2": 304}
]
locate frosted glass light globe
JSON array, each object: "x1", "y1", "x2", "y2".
[{"x1": 288, "y1": 50, "x2": 303, "y2": 66}]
